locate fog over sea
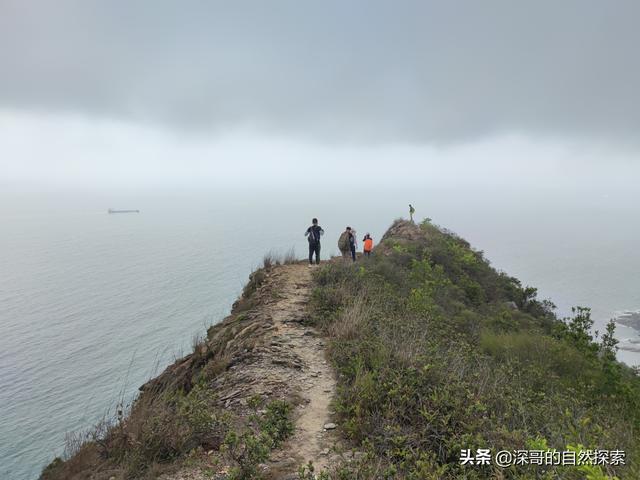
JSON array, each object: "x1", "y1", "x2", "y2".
[{"x1": 2, "y1": 185, "x2": 639, "y2": 479}]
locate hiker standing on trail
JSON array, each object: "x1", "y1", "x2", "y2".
[
  {"x1": 409, "y1": 204, "x2": 415, "y2": 222},
  {"x1": 338, "y1": 227, "x2": 353, "y2": 260},
  {"x1": 363, "y1": 233, "x2": 373, "y2": 257},
  {"x1": 349, "y1": 228, "x2": 357, "y2": 262},
  {"x1": 305, "y1": 218, "x2": 324, "y2": 265}
]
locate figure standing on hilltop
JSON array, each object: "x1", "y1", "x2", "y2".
[
  {"x1": 363, "y1": 233, "x2": 373, "y2": 257},
  {"x1": 409, "y1": 204, "x2": 415, "y2": 222},
  {"x1": 305, "y1": 218, "x2": 324, "y2": 265}
]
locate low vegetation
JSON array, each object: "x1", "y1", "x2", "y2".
[
  {"x1": 308, "y1": 219, "x2": 640, "y2": 479},
  {"x1": 42, "y1": 377, "x2": 293, "y2": 480}
]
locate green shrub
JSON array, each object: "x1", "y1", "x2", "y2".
[{"x1": 223, "y1": 398, "x2": 294, "y2": 479}]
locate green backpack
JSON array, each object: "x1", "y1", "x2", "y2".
[{"x1": 338, "y1": 231, "x2": 350, "y2": 251}]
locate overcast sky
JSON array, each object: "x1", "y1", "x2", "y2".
[{"x1": 1, "y1": 1, "x2": 639, "y2": 188}]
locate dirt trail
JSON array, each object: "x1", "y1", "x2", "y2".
[
  {"x1": 163, "y1": 263, "x2": 337, "y2": 479},
  {"x1": 266, "y1": 264, "x2": 336, "y2": 474}
]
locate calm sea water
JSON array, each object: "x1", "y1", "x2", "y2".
[{"x1": 1, "y1": 186, "x2": 639, "y2": 479}]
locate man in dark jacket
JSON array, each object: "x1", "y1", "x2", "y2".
[
  {"x1": 305, "y1": 218, "x2": 324, "y2": 265},
  {"x1": 348, "y1": 227, "x2": 357, "y2": 262}
]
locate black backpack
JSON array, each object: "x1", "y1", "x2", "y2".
[{"x1": 308, "y1": 226, "x2": 319, "y2": 244}]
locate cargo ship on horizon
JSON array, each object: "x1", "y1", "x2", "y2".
[{"x1": 108, "y1": 209, "x2": 140, "y2": 214}]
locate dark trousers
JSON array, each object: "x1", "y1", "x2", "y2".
[
  {"x1": 350, "y1": 245, "x2": 356, "y2": 261},
  {"x1": 309, "y1": 242, "x2": 321, "y2": 264}
]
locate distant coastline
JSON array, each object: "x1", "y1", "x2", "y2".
[
  {"x1": 616, "y1": 311, "x2": 640, "y2": 353},
  {"x1": 616, "y1": 310, "x2": 640, "y2": 331}
]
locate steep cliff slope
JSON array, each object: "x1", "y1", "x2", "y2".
[{"x1": 42, "y1": 263, "x2": 338, "y2": 480}]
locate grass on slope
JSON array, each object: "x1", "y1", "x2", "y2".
[{"x1": 307, "y1": 219, "x2": 639, "y2": 479}]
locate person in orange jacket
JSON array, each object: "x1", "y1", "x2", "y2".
[{"x1": 363, "y1": 233, "x2": 374, "y2": 257}]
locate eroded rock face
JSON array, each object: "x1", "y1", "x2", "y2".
[
  {"x1": 45, "y1": 262, "x2": 342, "y2": 480},
  {"x1": 373, "y1": 219, "x2": 434, "y2": 258},
  {"x1": 380, "y1": 219, "x2": 425, "y2": 243},
  {"x1": 154, "y1": 263, "x2": 338, "y2": 479}
]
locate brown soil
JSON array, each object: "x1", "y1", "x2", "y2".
[{"x1": 163, "y1": 263, "x2": 337, "y2": 479}]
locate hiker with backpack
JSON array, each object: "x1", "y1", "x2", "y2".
[
  {"x1": 409, "y1": 204, "x2": 415, "y2": 222},
  {"x1": 363, "y1": 233, "x2": 373, "y2": 257},
  {"x1": 338, "y1": 226, "x2": 357, "y2": 262},
  {"x1": 305, "y1": 218, "x2": 324, "y2": 265},
  {"x1": 338, "y1": 227, "x2": 351, "y2": 260}
]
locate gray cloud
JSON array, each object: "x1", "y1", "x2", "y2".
[{"x1": 1, "y1": 0, "x2": 639, "y2": 143}]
